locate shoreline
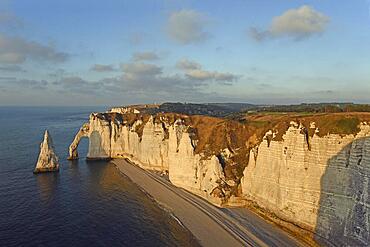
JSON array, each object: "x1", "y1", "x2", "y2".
[{"x1": 112, "y1": 158, "x2": 305, "y2": 247}]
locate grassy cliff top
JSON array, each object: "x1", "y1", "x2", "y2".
[{"x1": 237, "y1": 112, "x2": 370, "y2": 138}]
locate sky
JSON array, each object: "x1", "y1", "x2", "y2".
[{"x1": 0, "y1": 0, "x2": 369, "y2": 106}]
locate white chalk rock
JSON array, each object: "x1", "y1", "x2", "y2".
[
  {"x1": 34, "y1": 130, "x2": 60, "y2": 173},
  {"x1": 241, "y1": 123, "x2": 370, "y2": 245}
]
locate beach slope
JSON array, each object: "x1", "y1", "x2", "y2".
[{"x1": 113, "y1": 159, "x2": 304, "y2": 247}]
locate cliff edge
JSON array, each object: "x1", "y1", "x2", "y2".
[{"x1": 69, "y1": 111, "x2": 370, "y2": 245}]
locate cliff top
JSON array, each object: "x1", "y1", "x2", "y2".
[{"x1": 237, "y1": 112, "x2": 370, "y2": 139}]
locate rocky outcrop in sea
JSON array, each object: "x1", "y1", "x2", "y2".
[{"x1": 34, "y1": 130, "x2": 60, "y2": 173}]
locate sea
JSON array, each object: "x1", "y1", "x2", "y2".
[{"x1": 0, "y1": 107, "x2": 199, "y2": 247}]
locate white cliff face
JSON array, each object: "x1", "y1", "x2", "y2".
[
  {"x1": 111, "y1": 118, "x2": 225, "y2": 203},
  {"x1": 34, "y1": 130, "x2": 59, "y2": 173},
  {"x1": 72, "y1": 113, "x2": 226, "y2": 204},
  {"x1": 167, "y1": 121, "x2": 225, "y2": 204},
  {"x1": 110, "y1": 117, "x2": 169, "y2": 171},
  {"x1": 69, "y1": 112, "x2": 370, "y2": 244},
  {"x1": 241, "y1": 122, "x2": 370, "y2": 245},
  {"x1": 87, "y1": 114, "x2": 112, "y2": 159}
]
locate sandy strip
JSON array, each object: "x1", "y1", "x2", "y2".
[{"x1": 113, "y1": 159, "x2": 304, "y2": 247}]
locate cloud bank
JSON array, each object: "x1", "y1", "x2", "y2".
[
  {"x1": 132, "y1": 51, "x2": 159, "y2": 61},
  {"x1": 90, "y1": 64, "x2": 116, "y2": 72},
  {"x1": 0, "y1": 77, "x2": 48, "y2": 90},
  {"x1": 2, "y1": 55, "x2": 240, "y2": 104},
  {"x1": 0, "y1": 64, "x2": 25, "y2": 72},
  {"x1": 0, "y1": 34, "x2": 68, "y2": 64},
  {"x1": 176, "y1": 58, "x2": 201, "y2": 70},
  {"x1": 177, "y1": 58, "x2": 238, "y2": 83},
  {"x1": 121, "y1": 62, "x2": 162, "y2": 78}
]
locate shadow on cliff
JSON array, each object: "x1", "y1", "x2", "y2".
[
  {"x1": 315, "y1": 136, "x2": 370, "y2": 246},
  {"x1": 72, "y1": 136, "x2": 89, "y2": 159},
  {"x1": 86, "y1": 130, "x2": 109, "y2": 159}
]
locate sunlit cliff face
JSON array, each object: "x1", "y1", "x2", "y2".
[{"x1": 68, "y1": 110, "x2": 370, "y2": 245}]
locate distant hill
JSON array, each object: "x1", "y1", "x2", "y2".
[
  {"x1": 152, "y1": 102, "x2": 256, "y2": 117},
  {"x1": 113, "y1": 102, "x2": 370, "y2": 118},
  {"x1": 246, "y1": 103, "x2": 370, "y2": 113}
]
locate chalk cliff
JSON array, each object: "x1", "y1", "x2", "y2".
[
  {"x1": 69, "y1": 111, "x2": 370, "y2": 245},
  {"x1": 242, "y1": 121, "x2": 370, "y2": 246},
  {"x1": 69, "y1": 113, "x2": 240, "y2": 204},
  {"x1": 68, "y1": 123, "x2": 89, "y2": 160},
  {"x1": 34, "y1": 130, "x2": 60, "y2": 173}
]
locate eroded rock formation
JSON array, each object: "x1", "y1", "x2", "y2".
[
  {"x1": 68, "y1": 123, "x2": 90, "y2": 160},
  {"x1": 69, "y1": 111, "x2": 370, "y2": 245},
  {"x1": 69, "y1": 113, "x2": 238, "y2": 204},
  {"x1": 34, "y1": 130, "x2": 60, "y2": 173}
]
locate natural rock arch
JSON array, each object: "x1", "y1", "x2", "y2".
[{"x1": 68, "y1": 123, "x2": 90, "y2": 160}]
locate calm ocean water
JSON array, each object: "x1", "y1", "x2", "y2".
[{"x1": 0, "y1": 107, "x2": 198, "y2": 247}]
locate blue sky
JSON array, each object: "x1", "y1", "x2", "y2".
[{"x1": 0, "y1": 0, "x2": 369, "y2": 106}]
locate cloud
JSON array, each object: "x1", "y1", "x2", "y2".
[
  {"x1": 185, "y1": 69, "x2": 237, "y2": 83},
  {"x1": 176, "y1": 58, "x2": 238, "y2": 83},
  {"x1": 48, "y1": 68, "x2": 66, "y2": 77},
  {"x1": 0, "y1": 77, "x2": 48, "y2": 90},
  {"x1": 18, "y1": 79, "x2": 48, "y2": 90},
  {"x1": 176, "y1": 58, "x2": 201, "y2": 70},
  {"x1": 102, "y1": 62, "x2": 211, "y2": 97},
  {"x1": 167, "y1": 9, "x2": 209, "y2": 44},
  {"x1": 90, "y1": 64, "x2": 116, "y2": 72},
  {"x1": 0, "y1": 12, "x2": 23, "y2": 29},
  {"x1": 0, "y1": 76, "x2": 16, "y2": 80},
  {"x1": 1, "y1": 56, "x2": 240, "y2": 103},
  {"x1": 0, "y1": 33, "x2": 69, "y2": 64},
  {"x1": 121, "y1": 62, "x2": 162, "y2": 78},
  {"x1": 249, "y1": 5, "x2": 329, "y2": 41},
  {"x1": 249, "y1": 27, "x2": 270, "y2": 42},
  {"x1": 311, "y1": 90, "x2": 334, "y2": 95},
  {"x1": 132, "y1": 51, "x2": 159, "y2": 61},
  {"x1": 53, "y1": 76, "x2": 87, "y2": 86},
  {"x1": 52, "y1": 76, "x2": 107, "y2": 95},
  {"x1": 0, "y1": 64, "x2": 25, "y2": 72}
]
